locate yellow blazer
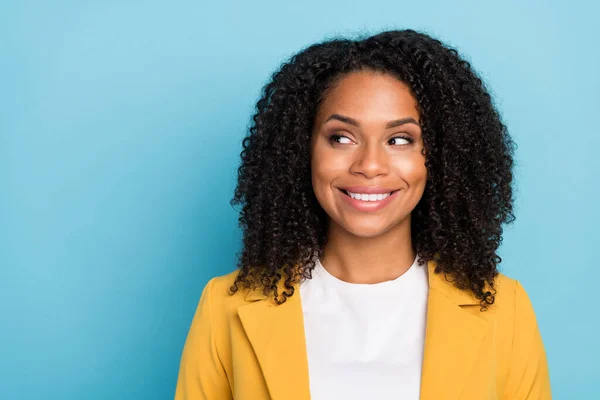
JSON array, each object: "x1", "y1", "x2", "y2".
[{"x1": 175, "y1": 260, "x2": 551, "y2": 399}]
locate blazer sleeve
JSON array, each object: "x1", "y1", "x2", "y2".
[
  {"x1": 502, "y1": 280, "x2": 552, "y2": 399},
  {"x1": 174, "y1": 278, "x2": 233, "y2": 400}
]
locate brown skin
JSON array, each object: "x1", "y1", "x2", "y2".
[{"x1": 310, "y1": 70, "x2": 428, "y2": 284}]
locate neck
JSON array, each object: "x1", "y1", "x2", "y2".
[{"x1": 321, "y1": 217, "x2": 416, "y2": 284}]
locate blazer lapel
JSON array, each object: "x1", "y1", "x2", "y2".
[
  {"x1": 419, "y1": 260, "x2": 492, "y2": 400},
  {"x1": 237, "y1": 281, "x2": 311, "y2": 400}
]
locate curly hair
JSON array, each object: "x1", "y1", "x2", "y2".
[{"x1": 228, "y1": 29, "x2": 516, "y2": 310}]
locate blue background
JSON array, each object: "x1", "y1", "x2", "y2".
[{"x1": 1, "y1": 0, "x2": 598, "y2": 398}]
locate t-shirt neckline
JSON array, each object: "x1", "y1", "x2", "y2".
[{"x1": 314, "y1": 253, "x2": 422, "y2": 292}]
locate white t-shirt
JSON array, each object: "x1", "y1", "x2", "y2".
[{"x1": 299, "y1": 253, "x2": 429, "y2": 399}]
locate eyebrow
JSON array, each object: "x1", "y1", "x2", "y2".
[{"x1": 324, "y1": 113, "x2": 421, "y2": 129}]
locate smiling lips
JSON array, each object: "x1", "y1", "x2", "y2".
[{"x1": 338, "y1": 186, "x2": 400, "y2": 212}]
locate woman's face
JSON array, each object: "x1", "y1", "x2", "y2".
[{"x1": 310, "y1": 70, "x2": 428, "y2": 239}]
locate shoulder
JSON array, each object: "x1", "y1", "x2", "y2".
[
  {"x1": 494, "y1": 272, "x2": 542, "y2": 332},
  {"x1": 200, "y1": 269, "x2": 258, "y2": 315},
  {"x1": 442, "y1": 270, "x2": 539, "y2": 335},
  {"x1": 189, "y1": 269, "x2": 251, "y2": 348},
  {"x1": 493, "y1": 272, "x2": 519, "y2": 309},
  {"x1": 491, "y1": 272, "x2": 537, "y2": 318},
  {"x1": 210, "y1": 268, "x2": 242, "y2": 293},
  {"x1": 428, "y1": 259, "x2": 530, "y2": 318},
  {"x1": 468, "y1": 272, "x2": 536, "y2": 321},
  {"x1": 468, "y1": 272, "x2": 542, "y2": 354},
  {"x1": 491, "y1": 274, "x2": 551, "y2": 397}
]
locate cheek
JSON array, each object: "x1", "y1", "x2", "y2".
[
  {"x1": 311, "y1": 162, "x2": 334, "y2": 200},
  {"x1": 310, "y1": 149, "x2": 329, "y2": 199},
  {"x1": 311, "y1": 147, "x2": 347, "y2": 184},
  {"x1": 392, "y1": 152, "x2": 427, "y2": 181}
]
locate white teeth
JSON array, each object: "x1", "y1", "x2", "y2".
[{"x1": 348, "y1": 191, "x2": 392, "y2": 201}]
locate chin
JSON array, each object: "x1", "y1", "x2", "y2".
[{"x1": 340, "y1": 221, "x2": 395, "y2": 239}]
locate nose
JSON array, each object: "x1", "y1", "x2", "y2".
[{"x1": 349, "y1": 141, "x2": 389, "y2": 179}]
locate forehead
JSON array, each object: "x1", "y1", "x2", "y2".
[{"x1": 315, "y1": 70, "x2": 420, "y2": 122}]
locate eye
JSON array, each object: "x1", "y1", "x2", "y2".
[
  {"x1": 328, "y1": 134, "x2": 353, "y2": 145},
  {"x1": 389, "y1": 136, "x2": 413, "y2": 146}
]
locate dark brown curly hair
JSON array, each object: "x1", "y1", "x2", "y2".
[{"x1": 228, "y1": 29, "x2": 516, "y2": 310}]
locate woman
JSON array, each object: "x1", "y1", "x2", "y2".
[{"x1": 174, "y1": 29, "x2": 551, "y2": 399}]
